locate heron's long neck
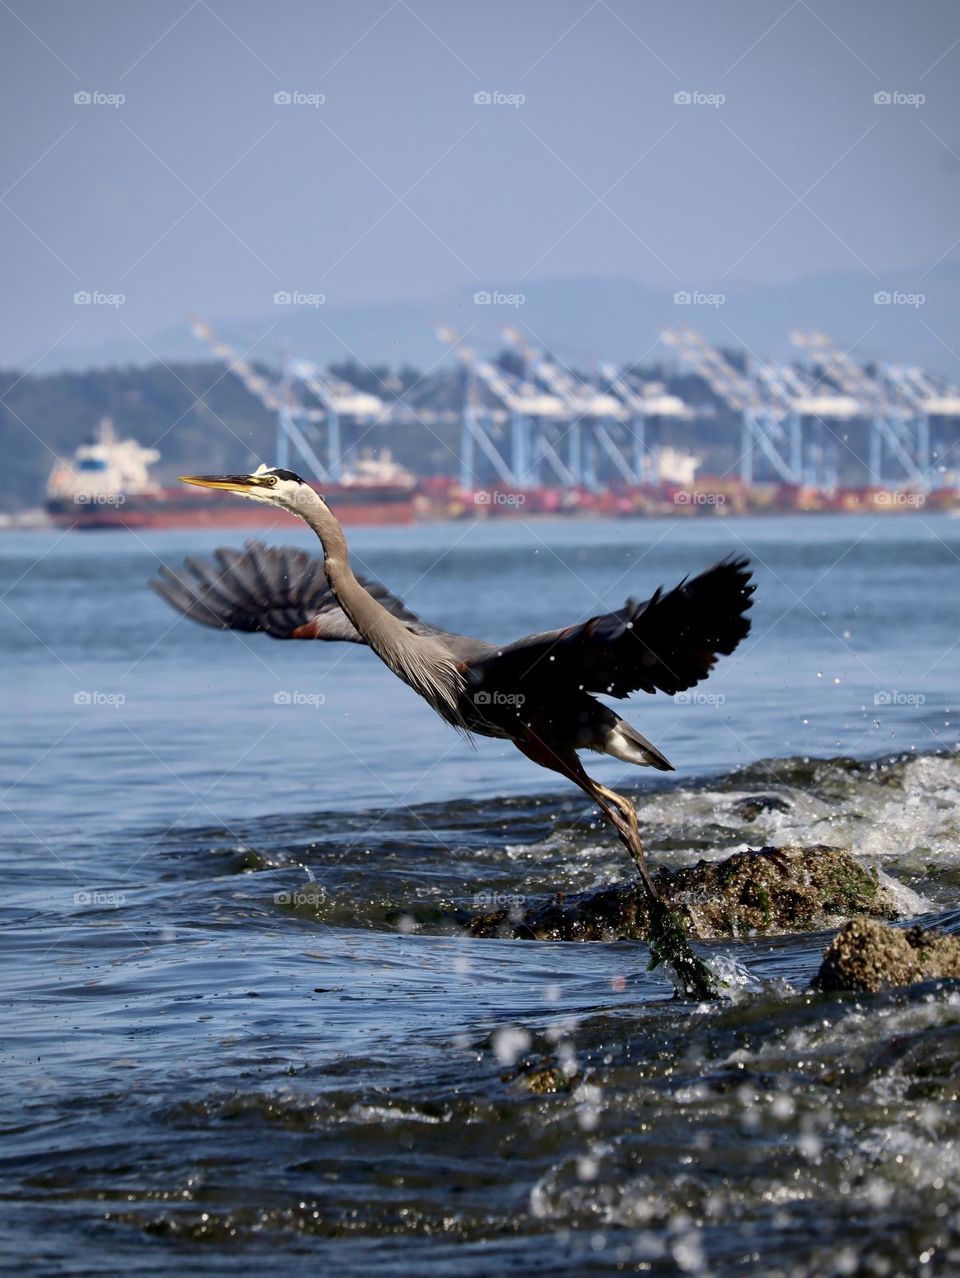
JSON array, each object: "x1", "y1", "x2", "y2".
[
  {"x1": 295, "y1": 488, "x2": 465, "y2": 725},
  {"x1": 299, "y1": 494, "x2": 397, "y2": 650}
]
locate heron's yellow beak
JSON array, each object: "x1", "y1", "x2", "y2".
[{"x1": 179, "y1": 473, "x2": 269, "y2": 495}]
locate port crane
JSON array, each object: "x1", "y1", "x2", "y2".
[
  {"x1": 661, "y1": 326, "x2": 802, "y2": 485},
  {"x1": 190, "y1": 315, "x2": 960, "y2": 501},
  {"x1": 791, "y1": 330, "x2": 934, "y2": 489},
  {"x1": 876, "y1": 363, "x2": 960, "y2": 488},
  {"x1": 598, "y1": 362, "x2": 690, "y2": 485},
  {"x1": 190, "y1": 318, "x2": 383, "y2": 482},
  {"x1": 436, "y1": 326, "x2": 566, "y2": 489},
  {"x1": 750, "y1": 361, "x2": 860, "y2": 489},
  {"x1": 502, "y1": 327, "x2": 641, "y2": 488},
  {"x1": 661, "y1": 326, "x2": 860, "y2": 488}
]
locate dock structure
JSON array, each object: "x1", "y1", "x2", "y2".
[
  {"x1": 879, "y1": 364, "x2": 960, "y2": 489},
  {"x1": 436, "y1": 325, "x2": 568, "y2": 489},
  {"x1": 501, "y1": 326, "x2": 690, "y2": 489},
  {"x1": 660, "y1": 325, "x2": 863, "y2": 489},
  {"x1": 191, "y1": 314, "x2": 960, "y2": 499},
  {"x1": 791, "y1": 330, "x2": 960, "y2": 491},
  {"x1": 596, "y1": 363, "x2": 690, "y2": 486},
  {"x1": 191, "y1": 317, "x2": 384, "y2": 483}
]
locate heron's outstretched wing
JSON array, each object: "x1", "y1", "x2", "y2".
[
  {"x1": 151, "y1": 542, "x2": 422, "y2": 643},
  {"x1": 482, "y1": 556, "x2": 754, "y2": 697}
]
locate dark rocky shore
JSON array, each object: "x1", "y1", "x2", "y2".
[
  {"x1": 469, "y1": 843, "x2": 960, "y2": 997},
  {"x1": 468, "y1": 844, "x2": 897, "y2": 942}
]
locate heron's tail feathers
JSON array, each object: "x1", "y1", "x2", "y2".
[{"x1": 602, "y1": 719, "x2": 674, "y2": 772}]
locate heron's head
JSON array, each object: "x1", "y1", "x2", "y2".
[{"x1": 179, "y1": 465, "x2": 324, "y2": 512}]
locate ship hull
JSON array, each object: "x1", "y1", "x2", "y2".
[{"x1": 47, "y1": 482, "x2": 417, "y2": 530}]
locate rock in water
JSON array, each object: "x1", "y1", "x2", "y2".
[
  {"x1": 468, "y1": 845, "x2": 897, "y2": 941},
  {"x1": 812, "y1": 918, "x2": 960, "y2": 993},
  {"x1": 731, "y1": 794, "x2": 792, "y2": 821}
]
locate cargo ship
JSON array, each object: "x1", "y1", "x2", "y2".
[{"x1": 46, "y1": 420, "x2": 417, "y2": 529}]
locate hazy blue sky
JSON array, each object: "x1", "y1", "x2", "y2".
[{"x1": 2, "y1": 0, "x2": 959, "y2": 370}]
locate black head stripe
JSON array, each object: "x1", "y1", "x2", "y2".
[{"x1": 269, "y1": 468, "x2": 304, "y2": 483}]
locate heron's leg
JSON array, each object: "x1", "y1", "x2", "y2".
[
  {"x1": 513, "y1": 733, "x2": 717, "y2": 1000},
  {"x1": 512, "y1": 734, "x2": 659, "y2": 900},
  {"x1": 590, "y1": 781, "x2": 659, "y2": 900}
]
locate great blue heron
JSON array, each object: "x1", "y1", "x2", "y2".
[{"x1": 157, "y1": 466, "x2": 755, "y2": 996}]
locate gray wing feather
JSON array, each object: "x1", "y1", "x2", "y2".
[{"x1": 151, "y1": 542, "x2": 421, "y2": 643}]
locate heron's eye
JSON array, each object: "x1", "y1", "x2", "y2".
[{"x1": 265, "y1": 475, "x2": 278, "y2": 487}]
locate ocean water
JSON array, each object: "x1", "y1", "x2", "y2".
[{"x1": 1, "y1": 512, "x2": 959, "y2": 1275}]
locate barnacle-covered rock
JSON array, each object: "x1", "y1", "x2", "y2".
[
  {"x1": 812, "y1": 918, "x2": 960, "y2": 994},
  {"x1": 468, "y1": 845, "x2": 897, "y2": 941}
]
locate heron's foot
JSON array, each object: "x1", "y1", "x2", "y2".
[
  {"x1": 595, "y1": 783, "x2": 661, "y2": 900},
  {"x1": 646, "y1": 896, "x2": 719, "y2": 1001}
]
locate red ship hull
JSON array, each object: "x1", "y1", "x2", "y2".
[{"x1": 47, "y1": 482, "x2": 417, "y2": 530}]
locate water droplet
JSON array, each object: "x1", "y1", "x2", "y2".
[{"x1": 491, "y1": 1025, "x2": 530, "y2": 1066}]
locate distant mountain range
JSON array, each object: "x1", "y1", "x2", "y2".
[{"x1": 27, "y1": 263, "x2": 960, "y2": 376}]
